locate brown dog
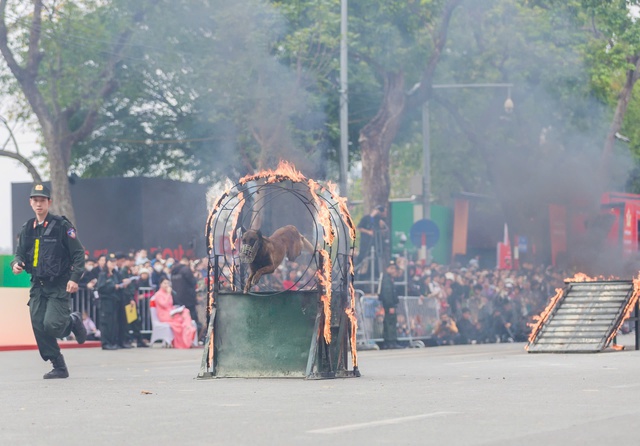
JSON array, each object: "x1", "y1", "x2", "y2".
[{"x1": 240, "y1": 225, "x2": 314, "y2": 293}]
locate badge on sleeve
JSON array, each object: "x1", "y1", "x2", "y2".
[{"x1": 67, "y1": 228, "x2": 76, "y2": 239}]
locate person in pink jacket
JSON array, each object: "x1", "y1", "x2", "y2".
[{"x1": 152, "y1": 278, "x2": 196, "y2": 349}]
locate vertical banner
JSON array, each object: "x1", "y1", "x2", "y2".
[
  {"x1": 622, "y1": 205, "x2": 637, "y2": 258},
  {"x1": 497, "y1": 223, "x2": 512, "y2": 270},
  {"x1": 548, "y1": 204, "x2": 567, "y2": 266},
  {"x1": 451, "y1": 198, "x2": 469, "y2": 258}
]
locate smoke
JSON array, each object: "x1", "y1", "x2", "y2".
[
  {"x1": 148, "y1": 0, "x2": 327, "y2": 180},
  {"x1": 427, "y1": 0, "x2": 637, "y2": 274}
]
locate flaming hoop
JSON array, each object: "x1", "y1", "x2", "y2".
[{"x1": 199, "y1": 161, "x2": 360, "y2": 379}]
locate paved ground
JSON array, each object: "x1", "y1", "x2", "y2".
[{"x1": 2, "y1": 335, "x2": 640, "y2": 446}]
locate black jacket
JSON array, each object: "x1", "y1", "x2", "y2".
[{"x1": 170, "y1": 263, "x2": 197, "y2": 307}]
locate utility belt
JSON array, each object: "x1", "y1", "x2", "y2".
[{"x1": 32, "y1": 275, "x2": 68, "y2": 287}]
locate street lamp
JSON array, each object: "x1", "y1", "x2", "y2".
[
  {"x1": 421, "y1": 83, "x2": 514, "y2": 220},
  {"x1": 339, "y1": 0, "x2": 349, "y2": 197}
]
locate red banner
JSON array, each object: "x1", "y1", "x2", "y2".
[{"x1": 548, "y1": 204, "x2": 567, "y2": 266}]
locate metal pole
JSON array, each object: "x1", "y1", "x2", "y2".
[
  {"x1": 422, "y1": 101, "x2": 431, "y2": 220},
  {"x1": 339, "y1": 0, "x2": 349, "y2": 197}
]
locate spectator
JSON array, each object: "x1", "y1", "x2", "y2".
[
  {"x1": 135, "y1": 249, "x2": 149, "y2": 266},
  {"x1": 433, "y1": 312, "x2": 459, "y2": 345},
  {"x1": 356, "y1": 205, "x2": 388, "y2": 277},
  {"x1": 97, "y1": 255, "x2": 131, "y2": 350},
  {"x1": 152, "y1": 278, "x2": 196, "y2": 349},
  {"x1": 171, "y1": 257, "x2": 200, "y2": 337},
  {"x1": 137, "y1": 268, "x2": 151, "y2": 288},
  {"x1": 456, "y1": 308, "x2": 479, "y2": 344},
  {"x1": 82, "y1": 311, "x2": 100, "y2": 341},
  {"x1": 151, "y1": 260, "x2": 168, "y2": 291}
]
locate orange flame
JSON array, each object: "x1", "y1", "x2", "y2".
[
  {"x1": 565, "y1": 272, "x2": 615, "y2": 282},
  {"x1": 239, "y1": 159, "x2": 307, "y2": 185},
  {"x1": 326, "y1": 181, "x2": 356, "y2": 240},
  {"x1": 526, "y1": 286, "x2": 564, "y2": 348},
  {"x1": 346, "y1": 257, "x2": 358, "y2": 367},
  {"x1": 606, "y1": 273, "x2": 640, "y2": 347},
  {"x1": 317, "y1": 249, "x2": 332, "y2": 344}
]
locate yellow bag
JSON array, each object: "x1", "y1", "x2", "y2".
[{"x1": 125, "y1": 302, "x2": 138, "y2": 324}]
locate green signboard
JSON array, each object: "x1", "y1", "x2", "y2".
[{"x1": 0, "y1": 255, "x2": 30, "y2": 288}]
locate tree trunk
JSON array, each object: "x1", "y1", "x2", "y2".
[
  {"x1": 47, "y1": 140, "x2": 75, "y2": 224},
  {"x1": 601, "y1": 55, "x2": 640, "y2": 184},
  {"x1": 359, "y1": 71, "x2": 406, "y2": 212}
]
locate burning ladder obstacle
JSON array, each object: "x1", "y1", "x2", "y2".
[
  {"x1": 198, "y1": 161, "x2": 360, "y2": 379},
  {"x1": 527, "y1": 276, "x2": 640, "y2": 353}
]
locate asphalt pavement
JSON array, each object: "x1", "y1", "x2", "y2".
[{"x1": 2, "y1": 335, "x2": 640, "y2": 446}]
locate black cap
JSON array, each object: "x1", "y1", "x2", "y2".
[
  {"x1": 114, "y1": 252, "x2": 127, "y2": 260},
  {"x1": 30, "y1": 184, "x2": 51, "y2": 199},
  {"x1": 107, "y1": 252, "x2": 117, "y2": 261},
  {"x1": 375, "y1": 205, "x2": 385, "y2": 212}
]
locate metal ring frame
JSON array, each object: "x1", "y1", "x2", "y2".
[{"x1": 205, "y1": 178, "x2": 356, "y2": 298}]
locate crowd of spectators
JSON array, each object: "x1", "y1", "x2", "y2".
[
  {"x1": 368, "y1": 256, "x2": 575, "y2": 346},
  {"x1": 78, "y1": 249, "x2": 208, "y2": 348},
  {"x1": 75, "y1": 245, "x2": 578, "y2": 350}
]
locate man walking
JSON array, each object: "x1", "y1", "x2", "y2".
[{"x1": 11, "y1": 184, "x2": 87, "y2": 379}]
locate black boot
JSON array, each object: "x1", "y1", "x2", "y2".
[
  {"x1": 43, "y1": 354, "x2": 69, "y2": 379},
  {"x1": 70, "y1": 312, "x2": 87, "y2": 344}
]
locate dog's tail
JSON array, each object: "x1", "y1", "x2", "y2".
[{"x1": 301, "y1": 235, "x2": 314, "y2": 253}]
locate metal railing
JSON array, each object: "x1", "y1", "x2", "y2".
[
  {"x1": 70, "y1": 286, "x2": 156, "y2": 335},
  {"x1": 355, "y1": 291, "x2": 439, "y2": 348}
]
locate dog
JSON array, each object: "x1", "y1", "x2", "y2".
[{"x1": 240, "y1": 225, "x2": 314, "y2": 293}]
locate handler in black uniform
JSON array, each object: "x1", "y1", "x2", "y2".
[
  {"x1": 11, "y1": 184, "x2": 87, "y2": 379},
  {"x1": 378, "y1": 260, "x2": 401, "y2": 349}
]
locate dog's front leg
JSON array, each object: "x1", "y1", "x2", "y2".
[
  {"x1": 244, "y1": 272, "x2": 255, "y2": 293},
  {"x1": 250, "y1": 264, "x2": 277, "y2": 288}
]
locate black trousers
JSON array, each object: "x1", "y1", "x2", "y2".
[
  {"x1": 28, "y1": 281, "x2": 73, "y2": 361},
  {"x1": 99, "y1": 299, "x2": 118, "y2": 347}
]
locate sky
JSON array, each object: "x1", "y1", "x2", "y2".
[{"x1": 0, "y1": 122, "x2": 39, "y2": 253}]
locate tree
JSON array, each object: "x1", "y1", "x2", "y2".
[
  {"x1": 341, "y1": 0, "x2": 463, "y2": 213},
  {"x1": 0, "y1": 0, "x2": 155, "y2": 222},
  {"x1": 70, "y1": 0, "x2": 333, "y2": 183}
]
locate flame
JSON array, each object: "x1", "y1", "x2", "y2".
[
  {"x1": 208, "y1": 327, "x2": 214, "y2": 369},
  {"x1": 606, "y1": 273, "x2": 640, "y2": 347},
  {"x1": 565, "y1": 272, "x2": 618, "y2": 282},
  {"x1": 326, "y1": 182, "x2": 356, "y2": 240},
  {"x1": 317, "y1": 249, "x2": 332, "y2": 344},
  {"x1": 312, "y1": 182, "x2": 334, "y2": 245},
  {"x1": 526, "y1": 286, "x2": 564, "y2": 348},
  {"x1": 239, "y1": 159, "x2": 307, "y2": 185},
  {"x1": 346, "y1": 257, "x2": 358, "y2": 367}
]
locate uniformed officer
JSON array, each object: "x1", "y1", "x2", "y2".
[
  {"x1": 11, "y1": 184, "x2": 87, "y2": 379},
  {"x1": 97, "y1": 253, "x2": 130, "y2": 350},
  {"x1": 378, "y1": 261, "x2": 402, "y2": 349}
]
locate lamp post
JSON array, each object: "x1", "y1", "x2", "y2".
[
  {"x1": 421, "y1": 83, "x2": 514, "y2": 220},
  {"x1": 339, "y1": 0, "x2": 349, "y2": 197}
]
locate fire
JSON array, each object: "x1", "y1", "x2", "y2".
[
  {"x1": 317, "y1": 250, "x2": 333, "y2": 344},
  {"x1": 606, "y1": 273, "x2": 640, "y2": 347},
  {"x1": 327, "y1": 182, "x2": 356, "y2": 240},
  {"x1": 526, "y1": 286, "x2": 563, "y2": 348},
  {"x1": 239, "y1": 159, "x2": 307, "y2": 185},
  {"x1": 566, "y1": 272, "x2": 614, "y2": 282},
  {"x1": 346, "y1": 257, "x2": 358, "y2": 367}
]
